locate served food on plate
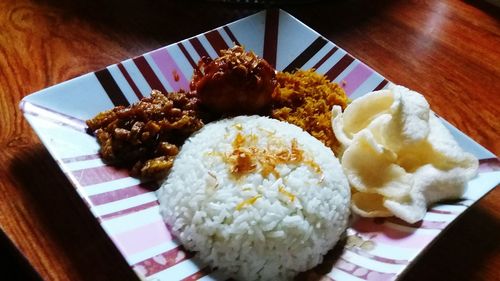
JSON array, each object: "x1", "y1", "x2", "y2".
[
  {"x1": 157, "y1": 116, "x2": 350, "y2": 281},
  {"x1": 272, "y1": 69, "x2": 349, "y2": 154},
  {"x1": 86, "y1": 90, "x2": 203, "y2": 180},
  {"x1": 85, "y1": 44, "x2": 479, "y2": 279},
  {"x1": 332, "y1": 85, "x2": 479, "y2": 223},
  {"x1": 86, "y1": 46, "x2": 350, "y2": 182}
]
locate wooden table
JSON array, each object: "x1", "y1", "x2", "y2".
[{"x1": 0, "y1": 0, "x2": 498, "y2": 280}]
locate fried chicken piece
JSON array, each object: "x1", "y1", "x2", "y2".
[{"x1": 191, "y1": 45, "x2": 277, "y2": 116}]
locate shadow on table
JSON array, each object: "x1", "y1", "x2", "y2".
[
  {"x1": 9, "y1": 144, "x2": 140, "y2": 281},
  {"x1": 398, "y1": 201, "x2": 500, "y2": 281},
  {"x1": 463, "y1": 0, "x2": 500, "y2": 17},
  {"x1": 32, "y1": 0, "x2": 395, "y2": 44},
  {"x1": 0, "y1": 228, "x2": 42, "y2": 281}
]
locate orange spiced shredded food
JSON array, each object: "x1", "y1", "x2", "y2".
[
  {"x1": 86, "y1": 90, "x2": 203, "y2": 180},
  {"x1": 271, "y1": 69, "x2": 349, "y2": 153}
]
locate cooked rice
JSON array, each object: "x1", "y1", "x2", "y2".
[{"x1": 157, "y1": 116, "x2": 350, "y2": 280}]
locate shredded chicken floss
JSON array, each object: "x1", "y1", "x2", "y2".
[
  {"x1": 271, "y1": 69, "x2": 349, "y2": 153},
  {"x1": 86, "y1": 90, "x2": 203, "y2": 180}
]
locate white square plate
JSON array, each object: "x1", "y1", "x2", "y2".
[{"x1": 21, "y1": 9, "x2": 500, "y2": 281}]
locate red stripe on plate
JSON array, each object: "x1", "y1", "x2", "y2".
[
  {"x1": 117, "y1": 62, "x2": 144, "y2": 100},
  {"x1": 189, "y1": 37, "x2": 210, "y2": 58},
  {"x1": 223, "y1": 25, "x2": 240, "y2": 45},
  {"x1": 205, "y1": 29, "x2": 229, "y2": 56},
  {"x1": 263, "y1": 8, "x2": 279, "y2": 68},
  {"x1": 478, "y1": 157, "x2": 500, "y2": 172},
  {"x1": 373, "y1": 79, "x2": 389, "y2": 91},
  {"x1": 94, "y1": 68, "x2": 130, "y2": 106},
  {"x1": 178, "y1": 42, "x2": 197, "y2": 69},
  {"x1": 181, "y1": 267, "x2": 211, "y2": 281},
  {"x1": 89, "y1": 182, "x2": 157, "y2": 206},
  {"x1": 283, "y1": 36, "x2": 327, "y2": 73},
  {"x1": 71, "y1": 165, "x2": 130, "y2": 187},
  {"x1": 99, "y1": 200, "x2": 159, "y2": 221},
  {"x1": 134, "y1": 246, "x2": 194, "y2": 277},
  {"x1": 312, "y1": 46, "x2": 338, "y2": 70},
  {"x1": 133, "y1": 56, "x2": 168, "y2": 93},
  {"x1": 325, "y1": 54, "x2": 355, "y2": 81}
]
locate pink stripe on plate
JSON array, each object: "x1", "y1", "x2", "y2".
[
  {"x1": 99, "y1": 200, "x2": 159, "y2": 221},
  {"x1": 353, "y1": 218, "x2": 437, "y2": 249},
  {"x1": 111, "y1": 219, "x2": 172, "y2": 256},
  {"x1": 89, "y1": 182, "x2": 157, "y2": 206},
  {"x1": 341, "y1": 63, "x2": 373, "y2": 96},
  {"x1": 149, "y1": 48, "x2": 190, "y2": 91},
  {"x1": 61, "y1": 153, "x2": 101, "y2": 163},
  {"x1": 335, "y1": 258, "x2": 396, "y2": 281},
  {"x1": 133, "y1": 246, "x2": 194, "y2": 277},
  {"x1": 71, "y1": 165, "x2": 130, "y2": 186}
]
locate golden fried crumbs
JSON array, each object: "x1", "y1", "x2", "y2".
[
  {"x1": 271, "y1": 69, "x2": 349, "y2": 154},
  {"x1": 225, "y1": 131, "x2": 321, "y2": 179}
]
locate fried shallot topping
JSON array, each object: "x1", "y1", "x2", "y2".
[{"x1": 225, "y1": 131, "x2": 321, "y2": 180}]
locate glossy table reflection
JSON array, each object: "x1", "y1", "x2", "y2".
[{"x1": 0, "y1": 0, "x2": 498, "y2": 280}]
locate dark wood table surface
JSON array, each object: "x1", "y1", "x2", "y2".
[{"x1": 0, "y1": 0, "x2": 499, "y2": 280}]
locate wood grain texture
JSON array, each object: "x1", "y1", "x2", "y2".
[{"x1": 0, "y1": 0, "x2": 498, "y2": 280}]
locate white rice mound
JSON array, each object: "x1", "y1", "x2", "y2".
[{"x1": 157, "y1": 116, "x2": 350, "y2": 280}]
